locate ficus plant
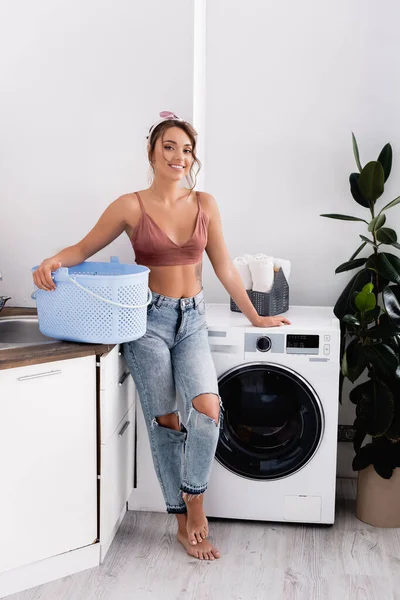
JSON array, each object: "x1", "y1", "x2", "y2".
[{"x1": 321, "y1": 134, "x2": 400, "y2": 479}]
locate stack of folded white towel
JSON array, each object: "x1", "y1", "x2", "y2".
[{"x1": 233, "y1": 254, "x2": 291, "y2": 293}]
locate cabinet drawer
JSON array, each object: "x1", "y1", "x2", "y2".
[
  {"x1": 100, "y1": 404, "x2": 135, "y2": 546},
  {"x1": 100, "y1": 364, "x2": 135, "y2": 445},
  {"x1": 99, "y1": 345, "x2": 126, "y2": 391}
]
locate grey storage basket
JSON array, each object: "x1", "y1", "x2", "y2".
[{"x1": 230, "y1": 268, "x2": 289, "y2": 316}]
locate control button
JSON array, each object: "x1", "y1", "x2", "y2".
[
  {"x1": 324, "y1": 335, "x2": 330, "y2": 342},
  {"x1": 256, "y1": 336, "x2": 272, "y2": 352},
  {"x1": 323, "y1": 344, "x2": 330, "y2": 355}
]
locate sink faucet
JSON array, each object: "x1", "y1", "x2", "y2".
[{"x1": 0, "y1": 271, "x2": 11, "y2": 313}]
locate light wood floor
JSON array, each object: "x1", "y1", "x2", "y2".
[{"x1": 6, "y1": 479, "x2": 400, "y2": 600}]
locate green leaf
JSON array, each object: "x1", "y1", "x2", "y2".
[
  {"x1": 383, "y1": 286, "x2": 400, "y2": 326},
  {"x1": 359, "y1": 235, "x2": 376, "y2": 247},
  {"x1": 364, "y1": 305, "x2": 381, "y2": 323},
  {"x1": 373, "y1": 461, "x2": 395, "y2": 479},
  {"x1": 342, "y1": 340, "x2": 367, "y2": 383},
  {"x1": 386, "y1": 395, "x2": 400, "y2": 442},
  {"x1": 355, "y1": 288, "x2": 376, "y2": 312},
  {"x1": 391, "y1": 242, "x2": 400, "y2": 250},
  {"x1": 381, "y1": 195, "x2": 400, "y2": 212},
  {"x1": 363, "y1": 344, "x2": 398, "y2": 376},
  {"x1": 358, "y1": 161, "x2": 385, "y2": 204},
  {"x1": 353, "y1": 443, "x2": 374, "y2": 471},
  {"x1": 362, "y1": 321, "x2": 400, "y2": 339},
  {"x1": 377, "y1": 143, "x2": 392, "y2": 182},
  {"x1": 362, "y1": 283, "x2": 374, "y2": 294},
  {"x1": 334, "y1": 269, "x2": 372, "y2": 320},
  {"x1": 352, "y1": 377, "x2": 394, "y2": 436},
  {"x1": 349, "y1": 242, "x2": 367, "y2": 261},
  {"x1": 362, "y1": 311, "x2": 400, "y2": 338},
  {"x1": 320, "y1": 213, "x2": 368, "y2": 223},
  {"x1": 349, "y1": 173, "x2": 370, "y2": 208},
  {"x1": 376, "y1": 253, "x2": 400, "y2": 284},
  {"x1": 342, "y1": 314, "x2": 361, "y2": 326},
  {"x1": 353, "y1": 427, "x2": 367, "y2": 453},
  {"x1": 376, "y1": 228, "x2": 397, "y2": 244},
  {"x1": 368, "y1": 213, "x2": 386, "y2": 233},
  {"x1": 352, "y1": 132, "x2": 363, "y2": 172},
  {"x1": 335, "y1": 257, "x2": 368, "y2": 274}
]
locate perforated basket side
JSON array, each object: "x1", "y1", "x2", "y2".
[
  {"x1": 35, "y1": 268, "x2": 150, "y2": 344},
  {"x1": 230, "y1": 268, "x2": 289, "y2": 316}
]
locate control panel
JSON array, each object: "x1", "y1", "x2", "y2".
[
  {"x1": 286, "y1": 334, "x2": 320, "y2": 355},
  {"x1": 245, "y1": 332, "x2": 331, "y2": 356}
]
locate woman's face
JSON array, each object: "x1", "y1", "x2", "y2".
[{"x1": 150, "y1": 126, "x2": 194, "y2": 182}]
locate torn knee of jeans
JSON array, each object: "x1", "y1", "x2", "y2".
[
  {"x1": 191, "y1": 393, "x2": 221, "y2": 424},
  {"x1": 151, "y1": 410, "x2": 181, "y2": 430}
]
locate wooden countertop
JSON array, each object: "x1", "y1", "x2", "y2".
[{"x1": 0, "y1": 307, "x2": 116, "y2": 370}]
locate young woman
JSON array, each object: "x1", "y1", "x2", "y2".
[{"x1": 33, "y1": 111, "x2": 290, "y2": 561}]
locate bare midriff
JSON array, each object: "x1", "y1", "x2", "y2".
[{"x1": 147, "y1": 263, "x2": 203, "y2": 299}]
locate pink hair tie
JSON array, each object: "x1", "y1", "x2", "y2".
[
  {"x1": 147, "y1": 110, "x2": 184, "y2": 141},
  {"x1": 159, "y1": 111, "x2": 181, "y2": 120}
]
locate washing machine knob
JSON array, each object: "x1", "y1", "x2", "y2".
[{"x1": 256, "y1": 336, "x2": 272, "y2": 352}]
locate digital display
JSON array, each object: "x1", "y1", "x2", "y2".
[{"x1": 286, "y1": 334, "x2": 319, "y2": 349}]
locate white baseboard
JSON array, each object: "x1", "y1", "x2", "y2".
[{"x1": 0, "y1": 543, "x2": 100, "y2": 599}]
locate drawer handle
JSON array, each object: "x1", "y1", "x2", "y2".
[
  {"x1": 17, "y1": 369, "x2": 62, "y2": 382},
  {"x1": 118, "y1": 371, "x2": 130, "y2": 386},
  {"x1": 118, "y1": 420, "x2": 131, "y2": 437}
]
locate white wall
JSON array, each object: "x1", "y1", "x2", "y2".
[
  {"x1": 0, "y1": 0, "x2": 194, "y2": 305},
  {"x1": 203, "y1": 0, "x2": 400, "y2": 476},
  {"x1": 203, "y1": 0, "x2": 400, "y2": 305}
]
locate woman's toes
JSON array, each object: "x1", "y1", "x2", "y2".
[
  {"x1": 198, "y1": 552, "x2": 204, "y2": 560},
  {"x1": 195, "y1": 532, "x2": 203, "y2": 544},
  {"x1": 189, "y1": 535, "x2": 197, "y2": 546}
]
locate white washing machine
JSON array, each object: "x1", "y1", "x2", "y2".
[{"x1": 129, "y1": 304, "x2": 340, "y2": 525}]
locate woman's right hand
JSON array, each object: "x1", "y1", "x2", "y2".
[{"x1": 33, "y1": 259, "x2": 62, "y2": 291}]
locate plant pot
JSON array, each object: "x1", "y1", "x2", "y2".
[{"x1": 356, "y1": 465, "x2": 400, "y2": 527}]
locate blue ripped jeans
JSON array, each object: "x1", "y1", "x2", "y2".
[{"x1": 123, "y1": 289, "x2": 221, "y2": 514}]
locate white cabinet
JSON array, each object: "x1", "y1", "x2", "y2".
[
  {"x1": 0, "y1": 356, "x2": 97, "y2": 574},
  {"x1": 98, "y1": 346, "x2": 135, "y2": 560}
]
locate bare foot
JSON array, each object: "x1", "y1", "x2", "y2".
[
  {"x1": 177, "y1": 529, "x2": 220, "y2": 560},
  {"x1": 182, "y1": 493, "x2": 208, "y2": 545}
]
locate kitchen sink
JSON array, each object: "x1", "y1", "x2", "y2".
[{"x1": 0, "y1": 316, "x2": 57, "y2": 349}]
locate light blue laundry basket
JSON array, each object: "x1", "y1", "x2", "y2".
[{"x1": 32, "y1": 256, "x2": 151, "y2": 344}]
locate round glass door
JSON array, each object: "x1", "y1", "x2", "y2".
[{"x1": 216, "y1": 362, "x2": 324, "y2": 480}]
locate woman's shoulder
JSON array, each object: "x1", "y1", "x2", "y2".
[
  {"x1": 197, "y1": 190, "x2": 216, "y2": 203},
  {"x1": 114, "y1": 191, "x2": 144, "y2": 212},
  {"x1": 113, "y1": 192, "x2": 144, "y2": 237},
  {"x1": 197, "y1": 190, "x2": 218, "y2": 219}
]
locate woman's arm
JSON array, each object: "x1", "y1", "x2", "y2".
[
  {"x1": 33, "y1": 195, "x2": 132, "y2": 290},
  {"x1": 203, "y1": 193, "x2": 290, "y2": 327}
]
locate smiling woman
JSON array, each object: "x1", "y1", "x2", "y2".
[
  {"x1": 123, "y1": 118, "x2": 206, "y2": 298},
  {"x1": 32, "y1": 110, "x2": 290, "y2": 562}
]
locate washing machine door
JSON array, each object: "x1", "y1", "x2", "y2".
[{"x1": 216, "y1": 362, "x2": 324, "y2": 480}]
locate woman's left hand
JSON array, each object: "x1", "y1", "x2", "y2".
[{"x1": 252, "y1": 315, "x2": 291, "y2": 328}]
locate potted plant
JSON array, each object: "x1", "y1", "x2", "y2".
[{"x1": 321, "y1": 134, "x2": 400, "y2": 527}]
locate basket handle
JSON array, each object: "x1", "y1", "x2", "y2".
[{"x1": 32, "y1": 278, "x2": 153, "y2": 309}]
